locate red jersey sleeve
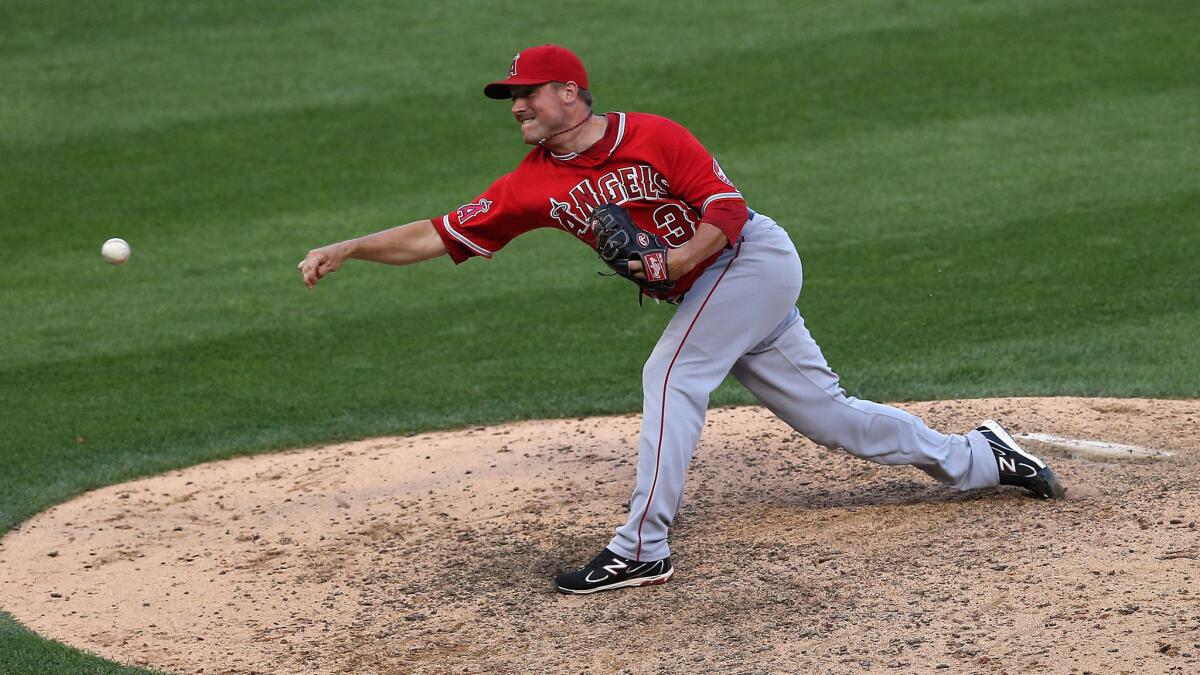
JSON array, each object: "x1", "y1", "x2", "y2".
[
  {"x1": 661, "y1": 121, "x2": 749, "y2": 243},
  {"x1": 430, "y1": 173, "x2": 537, "y2": 264}
]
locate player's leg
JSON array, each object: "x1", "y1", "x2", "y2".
[
  {"x1": 728, "y1": 217, "x2": 1062, "y2": 497},
  {"x1": 609, "y1": 217, "x2": 806, "y2": 563},
  {"x1": 730, "y1": 308, "x2": 1000, "y2": 490},
  {"x1": 555, "y1": 214, "x2": 802, "y2": 594}
]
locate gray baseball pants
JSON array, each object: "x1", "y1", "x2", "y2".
[{"x1": 608, "y1": 211, "x2": 1000, "y2": 562}]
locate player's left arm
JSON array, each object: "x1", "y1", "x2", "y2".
[
  {"x1": 668, "y1": 222, "x2": 729, "y2": 277},
  {"x1": 628, "y1": 120, "x2": 748, "y2": 278},
  {"x1": 628, "y1": 221, "x2": 728, "y2": 281},
  {"x1": 637, "y1": 119, "x2": 746, "y2": 280}
]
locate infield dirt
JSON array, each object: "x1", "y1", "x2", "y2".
[{"x1": 2, "y1": 397, "x2": 1198, "y2": 674}]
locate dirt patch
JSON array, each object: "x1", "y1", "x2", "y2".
[{"x1": 2, "y1": 397, "x2": 1199, "y2": 674}]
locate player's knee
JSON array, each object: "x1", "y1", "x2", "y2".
[
  {"x1": 663, "y1": 380, "x2": 710, "y2": 408},
  {"x1": 803, "y1": 428, "x2": 846, "y2": 452},
  {"x1": 642, "y1": 358, "x2": 668, "y2": 388}
]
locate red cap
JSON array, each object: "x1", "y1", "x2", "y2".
[{"x1": 483, "y1": 45, "x2": 588, "y2": 99}]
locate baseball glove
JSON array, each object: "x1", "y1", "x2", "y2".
[{"x1": 589, "y1": 203, "x2": 674, "y2": 293}]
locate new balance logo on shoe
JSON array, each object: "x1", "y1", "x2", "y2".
[
  {"x1": 995, "y1": 450, "x2": 1040, "y2": 478},
  {"x1": 602, "y1": 558, "x2": 628, "y2": 576},
  {"x1": 583, "y1": 558, "x2": 648, "y2": 584},
  {"x1": 584, "y1": 571, "x2": 608, "y2": 583}
]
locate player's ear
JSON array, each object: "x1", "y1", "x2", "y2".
[{"x1": 559, "y1": 81, "x2": 579, "y2": 104}]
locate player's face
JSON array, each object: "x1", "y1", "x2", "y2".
[{"x1": 510, "y1": 83, "x2": 569, "y2": 145}]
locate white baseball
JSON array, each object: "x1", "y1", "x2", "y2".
[{"x1": 101, "y1": 238, "x2": 131, "y2": 265}]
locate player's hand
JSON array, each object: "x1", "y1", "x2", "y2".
[
  {"x1": 627, "y1": 248, "x2": 696, "y2": 282},
  {"x1": 629, "y1": 224, "x2": 728, "y2": 281},
  {"x1": 297, "y1": 243, "x2": 350, "y2": 289}
]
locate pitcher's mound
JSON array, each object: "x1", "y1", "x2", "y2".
[{"x1": 1, "y1": 397, "x2": 1198, "y2": 673}]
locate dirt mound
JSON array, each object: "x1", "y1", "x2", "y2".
[{"x1": 2, "y1": 398, "x2": 1198, "y2": 673}]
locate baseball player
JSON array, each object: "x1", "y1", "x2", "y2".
[{"x1": 298, "y1": 45, "x2": 1065, "y2": 596}]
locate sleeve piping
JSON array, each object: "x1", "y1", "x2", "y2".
[
  {"x1": 701, "y1": 191, "x2": 744, "y2": 212},
  {"x1": 441, "y1": 215, "x2": 495, "y2": 259}
]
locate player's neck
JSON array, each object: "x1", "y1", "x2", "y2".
[{"x1": 541, "y1": 113, "x2": 606, "y2": 155}]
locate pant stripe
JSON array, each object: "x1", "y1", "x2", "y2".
[{"x1": 634, "y1": 242, "x2": 743, "y2": 560}]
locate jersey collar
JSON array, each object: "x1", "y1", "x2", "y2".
[{"x1": 548, "y1": 112, "x2": 626, "y2": 164}]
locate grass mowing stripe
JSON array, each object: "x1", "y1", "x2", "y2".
[
  {"x1": 804, "y1": 188, "x2": 1200, "y2": 400},
  {"x1": 1, "y1": 1, "x2": 1111, "y2": 142},
  {"x1": 637, "y1": 1, "x2": 1197, "y2": 149},
  {"x1": 740, "y1": 84, "x2": 1200, "y2": 248}
]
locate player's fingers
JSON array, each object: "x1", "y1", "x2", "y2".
[
  {"x1": 298, "y1": 253, "x2": 317, "y2": 274},
  {"x1": 300, "y1": 247, "x2": 344, "y2": 289},
  {"x1": 303, "y1": 257, "x2": 323, "y2": 287},
  {"x1": 627, "y1": 259, "x2": 644, "y2": 279},
  {"x1": 298, "y1": 257, "x2": 315, "y2": 288}
]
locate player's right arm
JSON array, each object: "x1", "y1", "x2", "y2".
[
  {"x1": 300, "y1": 171, "x2": 534, "y2": 289},
  {"x1": 298, "y1": 219, "x2": 447, "y2": 289}
]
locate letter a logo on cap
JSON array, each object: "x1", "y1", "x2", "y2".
[{"x1": 508, "y1": 52, "x2": 520, "y2": 77}]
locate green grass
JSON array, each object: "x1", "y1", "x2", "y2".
[{"x1": 2, "y1": 0, "x2": 1198, "y2": 671}]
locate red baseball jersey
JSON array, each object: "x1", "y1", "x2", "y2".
[{"x1": 430, "y1": 112, "x2": 749, "y2": 298}]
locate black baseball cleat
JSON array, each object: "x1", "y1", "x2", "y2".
[
  {"x1": 977, "y1": 420, "x2": 1066, "y2": 499},
  {"x1": 554, "y1": 548, "x2": 673, "y2": 595}
]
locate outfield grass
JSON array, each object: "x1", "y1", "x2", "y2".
[{"x1": 2, "y1": 0, "x2": 1198, "y2": 671}]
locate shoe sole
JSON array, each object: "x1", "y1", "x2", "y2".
[{"x1": 555, "y1": 567, "x2": 674, "y2": 595}]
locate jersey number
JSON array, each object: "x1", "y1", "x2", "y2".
[{"x1": 652, "y1": 204, "x2": 697, "y2": 247}]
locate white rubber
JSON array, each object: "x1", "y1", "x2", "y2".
[{"x1": 1016, "y1": 433, "x2": 1172, "y2": 462}]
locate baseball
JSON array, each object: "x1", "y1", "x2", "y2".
[{"x1": 101, "y1": 238, "x2": 131, "y2": 265}]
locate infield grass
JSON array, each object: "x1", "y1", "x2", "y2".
[{"x1": 2, "y1": 0, "x2": 1198, "y2": 671}]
